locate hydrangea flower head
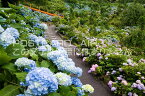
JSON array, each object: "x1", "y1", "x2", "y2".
[
  {"x1": 75, "y1": 67, "x2": 83, "y2": 77},
  {"x1": 48, "y1": 49, "x2": 82, "y2": 77},
  {"x1": 4, "y1": 27, "x2": 19, "y2": 39},
  {"x1": 82, "y1": 84, "x2": 94, "y2": 93},
  {"x1": 0, "y1": 32, "x2": 16, "y2": 47},
  {"x1": 111, "y1": 87, "x2": 117, "y2": 91},
  {"x1": 51, "y1": 40, "x2": 61, "y2": 48},
  {"x1": 29, "y1": 34, "x2": 47, "y2": 46},
  {"x1": 15, "y1": 57, "x2": 36, "y2": 71},
  {"x1": 71, "y1": 77, "x2": 83, "y2": 87},
  {"x1": 38, "y1": 44, "x2": 52, "y2": 52},
  {"x1": 29, "y1": 34, "x2": 38, "y2": 41},
  {"x1": 40, "y1": 23, "x2": 48, "y2": 30},
  {"x1": 47, "y1": 50, "x2": 68, "y2": 61},
  {"x1": 25, "y1": 67, "x2": 58, "y2": 95},
  {"x1": 35, "y1": 37, "x2": 47, "y2": 46},
  {"x1": 96, "y1": 53, "x2": 101, "y2": 57},
  {"x1": 55, "y1": 72, "x2": 72, "y2": 86},
  {"x1": 108, "y1": 81, "x2": 113, "y2": 88},
  {"x1": 77, "y1": 88, "x2": 85, "y2": 96}
]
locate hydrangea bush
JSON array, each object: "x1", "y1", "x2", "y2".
[
  {"x1": 0, "y1": 5, "x2": 94, "y2": 96},
  {"x1": 45, "y1": 1, "x2": 145, "y2": 96}
]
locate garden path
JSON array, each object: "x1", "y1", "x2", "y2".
[{"x1": 45, "y1": 25, "x2": 113, "y2": 96}]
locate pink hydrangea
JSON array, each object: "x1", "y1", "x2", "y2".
[{"x1": 121, "y1": 80, "x2": 128, "y2": 85}]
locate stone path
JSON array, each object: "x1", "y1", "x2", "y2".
[{"x1": 45, "y1": 25, "x2": 113, "y2": 96}]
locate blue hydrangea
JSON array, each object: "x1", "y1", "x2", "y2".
[
  {"x1": 35, "y1": 37, "x2": 48, "y2": 46},
  {"x1": 47, "y1": 50, "x2": 68, "y2": 61},
  {"x1": 33, "y1": 23, "x2": 43, "y2": 29},
  {"x1": 0, "y1": 25, "x2": 4, "y2": 33},
  {"x1": 0, "y1": 32, "x2": 16, "y2": 47},
  {"x1": 55, "y1": 72, "x2": 72, "y2": 86},
  {"x1": 51, "y1": 40, "x2": 61, "y2": 48},
  {"x1": 29, "y1": 34, "x2": 47, "y2": 46},
  {"x1": 77, "y1": 88, "x2": 85, "y2": 96},
  {"x1": 47, "y1": 50, "x2": 82, "y2": 77},
  {"x1": 38, "y1": 45, "x2": 52, "y2": 52},
  {"x1": 15, "y1": 57, "x2": 36, "y2": 71},
  {"x1": 4, "y1": 27, "x2": 19, "y2": 39},
  {"x1": 66, "y1": 66, "x2": 82, "y2": 77},
  {"x1": 71, "y1": 77, "x2": 83, "y2": 87},
  {"x1": 38, "y1": 46, "x2": 47, "y2": 52},
  {"x1": 74, "y1": 67, "x2": 83, "y2": 77},
  {"x1": 54, "y1": 56, "x2": 69, "y2": 65},
  {"x1": 25, "y1": 67, "x2": 58, "y2": 95},
  {"x1": 29, "y1": 34, "x2": 38, "y2": 41}
]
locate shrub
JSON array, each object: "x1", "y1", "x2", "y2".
[
  {"x1": 124, "y1": 29, "x2": 145, "y2": 49},
  {"x1": 121, "y1": 3, "x2": 145, "y2": 26}
]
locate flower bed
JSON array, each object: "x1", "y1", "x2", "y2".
[{"x1": 47, "y1": 1, "x2": 145, "y2": 96}]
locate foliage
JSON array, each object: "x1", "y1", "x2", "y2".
[
  {"x1": 121, "y1": 3, "x2": 145, "y2": 26},
  {"x1": 124, "y1": 30, "x2": 145, "y2": 49}
]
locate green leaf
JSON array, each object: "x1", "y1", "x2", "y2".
[
  {"x1": 6, "y1": 44, "x2": 25, "y2": 59},
  {"x1": 0, "y1": 85, "x2": 20, "y2": 96},
  {"x1": 0, "y1": 11, "x2": 8, "y2": 18},
  {"x1": 29, "y1": 50, "x2": 38, "y2": 61},
  {"x1": 40, "y1": 60, "x2": 51, "y2": 68},
  {"x1": 49, "y1": 92, "x2": 61, "y2": 96},
  {"x1": 39, "y1": 51, "x2": 48, "y2": 59},
  {"x1": 49, "y1": 66, "x2": 57, "y2": 73},
  {"x1": 14, "y1": 72, "x2": 27, "y2": 81},
  {"x1": 36, "y1": 61, "x2": 41, "y2": 67},
  {"x1": 0, "y1": 73, "x2": 4, "y2": 81},
  {"x1": 2, "y1": 63, "x2": 17, "y2": 72},
  {"x1": 0, "y1": 46, "x2": 12, "y2": 65},
  {"x1": 10, "y1": 23, "x2": 22, "y2": 29},
  {"x1": 0, "y1": 16, "x2": 6, "y2": 23},
  {"x1": 66, "y1": 91, "x2": 76, "y2": 96},
  {"x1": 59, "y1": 86, "x2": 71, "y2": 95}
]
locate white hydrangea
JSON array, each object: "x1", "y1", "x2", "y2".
[
  {"x1": 55, "y1": 72, "x2": 72, "y2": 86},
  {"x1": 82, "y1": 84, "x2": 94, "y2": 93},
  {"x1": 0, "y1": 32, "x2": 16, "y2": 47},
  {"x1": 40, "y1": 23, "x2": 48, "y2": 30},
  {"x1": 15, "y1": 57, "x2": 36, "y2": 69},
  {"x1": 4, "y1": 27, "x2": 19, "y2": 39}
]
